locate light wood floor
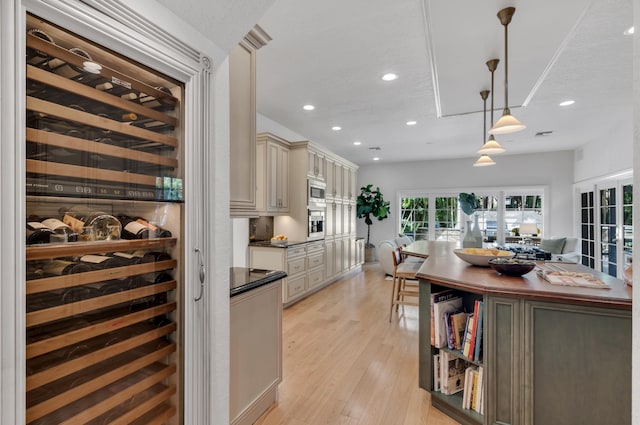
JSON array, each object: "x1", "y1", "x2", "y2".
[{"x1": 256, "y1": 263, "x2": 460, "y2": 425}]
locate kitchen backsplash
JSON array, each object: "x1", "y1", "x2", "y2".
[{"x1": 249, "y1": 216, "x2": 274, "y2": 241}]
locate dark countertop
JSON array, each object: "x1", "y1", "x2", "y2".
[
  {"x1": 248, "y1": 240, "x2": 312, "y2": 248},
  {"x1": 230, "y1": 267, "x2": 287, "y2": 297}
]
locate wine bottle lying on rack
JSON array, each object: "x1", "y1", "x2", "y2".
[
  {"x1": 62, "y1": 207, "x2": 122, "y2": 241},
  {"x1": 26, "y1": 29, "x2": 55, "y2": 66},
  {"x1": 76, "y1": 254, "x2": 134, "y2": 269},
  {"x1": 26, "y1": 221, "x2": 54, "y2": 245},
  {"x1": 135, "y1": 217, "x2": 172, "y2": 238},
  {"x1": 41, "y1": 217, "x2": 79, "y2": 242}
]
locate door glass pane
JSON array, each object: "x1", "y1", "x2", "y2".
[
  {"x1": 25, "y1": 14, "x2": 182, "y2": 424},
  {"x1": 400, "y1": 197, "x2": 429, "y2": 240},
  {"x1": 435, "y1": 196, "x2": 459, "y2": 241},
  {"x1": 599, "y1": 188, "x2": 617, "y2": 277}
]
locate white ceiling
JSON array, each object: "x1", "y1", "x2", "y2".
[{"x1": 255, "y1": 0, "x2": 633, "y2": 166}]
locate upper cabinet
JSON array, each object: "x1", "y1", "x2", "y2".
[
  {"x1": 256, "y1": 133, "x2": 290, "y2": 215},
  {"x1": 229, "y1": 27, "x2": 271, "y2": 217},
  {"x1": 307, "y1": 148, "x2": 325, "y2": 181}
]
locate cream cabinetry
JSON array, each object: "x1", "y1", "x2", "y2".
[
  {"x1": 230, "y1": 28, "x2": 270, "y2": 217},
  {"x1": 307, "y1": 149, "x2": 325, "y2": 181},
  {"x1": 256, "y1": 133, "x2": 289, "y2": 215},
  {"x1": 230, "y1": 280, "x2": 282, "y2": 425}
]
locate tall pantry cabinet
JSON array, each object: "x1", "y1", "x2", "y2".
[{"x1": 2, "y1": 2, "x2": 223, "y2": 424}]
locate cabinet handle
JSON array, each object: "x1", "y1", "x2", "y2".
[{"x1": 194, "y1": 247, "x2": 205, "y2": 302}]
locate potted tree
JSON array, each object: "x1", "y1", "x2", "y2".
[{"x1": 356, "y1": 184, "x2": 390, "y2": 262}]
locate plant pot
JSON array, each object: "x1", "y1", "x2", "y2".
[{"x1": 365, "y1": 246, "x2": 377, "y2": 263}]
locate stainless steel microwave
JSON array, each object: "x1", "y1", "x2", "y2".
[{"x1": 308, "y1": 178, "x2": 326, "y2": 208}]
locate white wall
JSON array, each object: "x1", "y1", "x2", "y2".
[
  {"x1": 232, "y1": 218, "x2": 249, "y2": 266},
  {"x1": 356, "y1": 151, "x2": 575, "y2": 249},
  {"x1": 574, "y1": 122, "x2": 633, "y2": 183},
  {"x1": 257, "y1": 113, "x2": 306, "y2": 141}
]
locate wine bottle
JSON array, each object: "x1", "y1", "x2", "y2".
[
  {"x1": 47, "y1": 47, "x2": 94, "y2": 81},
  {"x1": 26, "y1": 221, "x2": 54, "y2": 245},
  {"x1": 26, "y1": 29, "x2": 55, "y2": 66},
  {"x1": 112, "y1": 251, "x2": 142, "y2": 265},
  {"x1": 41, "y1": 217, "x2": 78, "y2": 242},
  {"x1": 77, "y1": 254, "x2": 132, "y2": 269},
  {"x1": 154, "y1": 272, "x2": 174, "y2": 283},
  {"x1": 135, "y1": 217, "x2": 172, "y2": 238},
  {"x1": 62, "y1": 207, "x2": 122, "y2": 241},
  {"x1": 138, "y1": 86, "x2": 175, "y2": 111},
  {"x1": 41, "y1": 259, "x2": 92, "y2": 276},
  {"x1": 118, "y1": 215, "x2": 151, "y2": 239}
]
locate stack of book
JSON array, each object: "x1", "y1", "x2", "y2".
[{"x1": 462, "y1": 365, "x2": 484, "y2": 413}]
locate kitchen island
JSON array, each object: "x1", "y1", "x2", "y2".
[
  {"x1": 230, "y1": 268, "x2": 286, "y2": 425},
  {"x1": 414, "y1": 241, "x2": 631, "y2": 425}
]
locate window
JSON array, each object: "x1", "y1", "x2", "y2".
[
  {"x1": 623, "y1": 184, "x2": 633, "y2": 268},
  {"x1": 399, "y1": 188, "x2": 544, "y2": 244},
  {"x1": 400, "y1": 197, "x2": 428, "y2": 240},
  {"x1": 580, "y1": 191, "x2": 596, "y2": 268},
  {"x1": 600, "y1": 187, "x2": 617, "y2": 276}
]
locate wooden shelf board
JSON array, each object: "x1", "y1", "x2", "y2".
[
  {"x1": 27, "y1": 159, "x2": 158, "y2": 187},
  {"x1": 27, "y1": 96, "x2": 177, "y2": 148},
  {"x1": 27, "y1": 281, "x2": 176, "y2": 327},
  {"x1": 27, "y1": 345, "x2": 175, "y2": 422},
  {"x1": 26, "y1": 302, "x2": 176, "y2": 359},
  {"x1": 430, "y1": 391, "x2": 483, "y2": 425},
  {"x1": 27, "y1": 34, "x2": 178, "y2": 107},
  {"x1": 27, "y1": 259, "x2": 177, "y2": 294},
  {"x1": 27, "y1": 322, "x2": 176, "y2": 391},
  {"x1": 26, "y1": 237, "x2": 176, "y2": 261},
  {"x1": 27, "y1": 128, "x2": 178, "y2": 168}
]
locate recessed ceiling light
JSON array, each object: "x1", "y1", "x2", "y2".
[
  {"x1": 381, "y1": 73, "x2": 398, "y2": 81},
  {"x1": 303, "y1": 104, "x2": 315, "y2": 111},
  {"x1": 559, "y1": 100, "x2": 575, "y2": 106},
  {"x1": 372, "y1": 157, "x2": 380, "y2": 161},
  {"x1": 353, "y1": 141, "x2": 361, "y2": 146},
  {"x1": 332, "y1": 126, "x2": 341, "y2": 131},
  {"x1": 406, "y1": 120, "x2": 417, "y2": 126},
  {"x1": 624, "y1": 26, "x2": 635, "y2": 35}
]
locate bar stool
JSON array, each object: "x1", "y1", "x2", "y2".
[{"x1": 389, "y1": 248, "x2": 421, "y2": 321}]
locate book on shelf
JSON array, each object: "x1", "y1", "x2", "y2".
[
  {"x1": 430, "y1": 289, "x2": 456, "y2": 346},
  {"x1": 468, "y1": 300, "x2": 480, "y2": 361},
  {"x1": 473, "y1": 301, "x2": 484, "y2": 362},
  {"x1": 444, "y1": 310, "x2": 462, "y2": 350},
  {"x1": 433, "y1": 353, "x2": 440, "y2": 391},
  {"x1": 474, "y1": 366, "x2": 484, "y2": 413},
  {"x1": 434, "y1": 296, "x2": 463, "y2": 348},
  {"x1": 440, "y1": 349, "x2": 466, "y2": 395},
  {"x1": 462, "y1": 313, "x2": 475, "y2": 358},
  {"x1": 462, "y1": 366, "x2": 476, "y2": 409},
  {"x1": 451, "y1": 311, "x2": 469, "y2": 351}
]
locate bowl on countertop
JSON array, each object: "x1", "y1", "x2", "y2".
[
  {"x1": 453, "y1": 248, "x2": 515, "y2": 267},
  {"x1": 488, "y1": 258, "x2": 536, "y2": 276}
]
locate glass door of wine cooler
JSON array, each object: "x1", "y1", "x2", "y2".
[{"x1": 25, "y1": 13, "x2": 183, "y2": 425}]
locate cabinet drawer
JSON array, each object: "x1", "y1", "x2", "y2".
[
  {"x1": 287, "y1": 246, "x2": 306, "y2": 258},
  {"x1": 306, "y1": 242, "x2": 324, "y2": 255},
  {"x1": 307, "y1": 252, "x2": 324, "y2": 269},
  {"x1": 287, "y1": 275, "x2": 306, "y2": 299},
  {"x1": 307, "y1": 268, "x2": 325, "y2": 289},
  {"x1": 288, "y1": 257, "x2": 306, "y2": 276}
]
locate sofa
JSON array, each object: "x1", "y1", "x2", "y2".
[
  {"x1": 540, "y1": 237, "x2": 580, "y2": 263},
  {"x1": 378, "y1": 235, "x2": 424, "y2": 276}
]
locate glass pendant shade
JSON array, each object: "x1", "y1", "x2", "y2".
[
  {"x1": 473, "y1": 154, "x2": 496, "y2": 167},
  {"x1": 478, "y1": 135, "x2": 505, "y2": 155},
  {"x1": 489, "y1": 108, "x2": 526, "y2": 135}
]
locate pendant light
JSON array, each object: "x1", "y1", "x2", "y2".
[
  {"x1": 474, "y1": 90, "x2": 496, "y2": 167},
  {"x1": 489, "y1": 7, "x2": 526, "y2": 135},
  {"x1": 479, "y1": 59, "x2": 505, "y2": 155}
]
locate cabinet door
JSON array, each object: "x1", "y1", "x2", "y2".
[
  {"x1": 278, "y1": 145, "x2": 289, "y2": 211},
  {"x1": 266, "y1": 142, "x2": 280, "y2": 211},
  {"x1": 307, "y1": 150, "x2": 316, "y2": 178},
  {"x1": 343, "y1": 203, "x2": 351, "y2": 235},
  {"x1": 325, "y1": 159, "x2": 335, "y2": 199},
  {"x1": 342, "y1": 167, "x2": 351, "y2": 201},
  {"x1": 349, "y1": 238, "x2": 357, "y2": 269},
  {"x1": 325, "y1": 202, "x2": 336, "y2": 238},
  {"x1": 334, "y1": 239, "x2": 344, "y2": 274},
  {"x1": 334, "y1": 163, "x2": 343, "y2": 199},
  {"x1": 342, "y1": 238, "x2": 350, "y2": 271},
  {"x1": 335, "y1": 202, "x2": 344, "y2": 236},
  {"x1": 350, "y1": 168, "x2": 358, "y2": 202},
  {"x1": 325, "y1": 241, "x2": 335, "y2": 278},
  {"x1": 229, "y1": 41, "x2": 256, "y2": 214},
  {"x1": 315, "y1": 153, "x2": 325, "y2": 181}
]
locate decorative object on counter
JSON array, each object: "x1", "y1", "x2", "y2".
[
  {"x1": 453, "y1": 248, "x2": 514, "y2": 267},
  {"x1": 270, "y1": 234, "x2": 288, "y2": 246},
  {"x1": 488, "y1": 258, "x2": 536, "y2": 277},
  {"x1": 458, "y1": 192, "x2": 483, "y2": 248},
  {"x1": 357, "y1": 184, "x2": 390, "y2": 262}
]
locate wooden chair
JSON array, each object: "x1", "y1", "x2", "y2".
[{"x1": 389, "y1": 248, "x2": 421, "y2": 321}]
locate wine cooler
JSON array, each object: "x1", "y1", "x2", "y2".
[{"x1": 24, "y1": 13, "x2": 183, "y2": 424}]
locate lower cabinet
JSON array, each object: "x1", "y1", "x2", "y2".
[
  {"x1": 249, "y1": 239, "x2": 362, "y2": 307},
  {"x1": 419, "y1": 280, "x2": 632, "y2": 425},
  {"x1": 230, "y1": 280, "x2": 282, "y2": 425}
]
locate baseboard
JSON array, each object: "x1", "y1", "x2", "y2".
[{"x1": 231, "y1": 383, "x2": 279, "y2": 425}]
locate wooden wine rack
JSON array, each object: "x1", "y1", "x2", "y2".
[{"x1": 25, "y1": 13, "x2": 182, "y2": 425}]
